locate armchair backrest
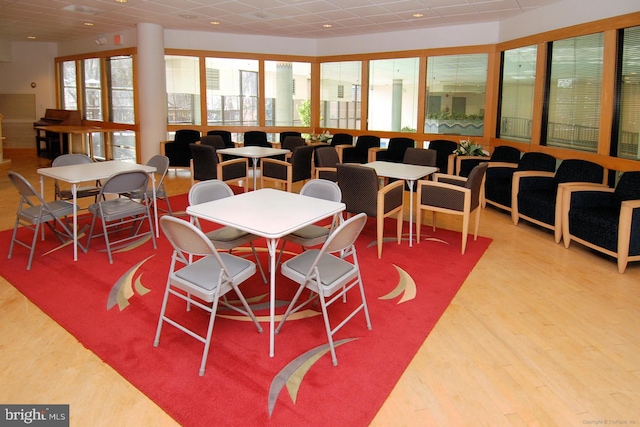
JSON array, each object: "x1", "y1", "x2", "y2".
[
  {"x1": 355, "y1": 135, "x2": 381, "y2": 154},
  {"x1": 465, "y1": 162, "x2": 489, "y2": 210},
  {"x1": 615, "y1": 171, "x2": 640, "y2": 202},
  {"x1": 331, "y1": 133, "x2": 354, "y2": 146},
  {"x1": 382, "y1": 137, "x2": 415, "y2": 162},
  {"x1": 427, "y1": 139, "x2": 458, "y2": 173},
  {"x1": 555, "y1": 159, "x2": 604, "y2": 185},
  {"x1": 206, "y1": 130, "x2": 233, "y2": 148},
  {"x1": 517, "y1": 152, "x2": 557, "y2": 172},
  {"x1": 290, "y1": 146, "x2": 314, "y2": 182},
  {"x1": 282, "y1": 136, "x2": 306, "y2": 151},
  {"x1": 243, "y1": 131, "x2": 269, "y2": 147},
  {"x1": 280, "y1": 131, "x2": 302, "y2": 144},
  {"x1": 200, "y1": 135, "x2": 226, "y2": 149},
  {"x1": 189, "y1": 143, "x2": 218, "y2": 181},
  {"x1": 174, "y1": 129, "x2": 201, "y2": 146},
  {"x1": 336, "y1": 164, "x2": 379, "y2": 217},
  {"x1": 404, "y1": 148, "x2": 436, "y2": 167},
  {"x1": 490, "y1": 146, "x2": 521, "y2": 163},
  {"x1": 316, "y1": 146, "x2": 340, "y2": 168}
]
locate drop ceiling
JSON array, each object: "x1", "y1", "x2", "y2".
[{"x1": 0, "y1": 0, "x2": 563, "y2": 43}]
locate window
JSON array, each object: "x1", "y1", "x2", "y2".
[
  {"x1": 617, "y1": 26, "x2": 640, "y2": 160},
  {"x1": 369, "y1": 57, "x2": 419, "y2": 132},
  {"x1": 320, "y1": 61, "x2": 362, "y2": 130},
  {"x1": 544, "y1": 33, "x2": 604, "y2": 152},
  {"x1": 499, "y1": 46, "x2": 537, "y2": 142},
  {"x1": 107, "y1": 55, "x2": 134, "y2": 124},
  {"x1": 165, "y1": 55, "x2": 201, "y2": 125},
  {"x1": 83, "y1": 58, "x2": 102, "y2": 120},
  {"x1": 60, "y1": 61, "x2": 77, "y2": 111},
  {"x1": 205, "y1": 57, "x2": 259, "y2": 127},
  {"x1": 425, "y1": 53, "x2": 488, "y2": 137},
  {"x1": 264, "y1": 61, "x2": 311, "y2": 127}
]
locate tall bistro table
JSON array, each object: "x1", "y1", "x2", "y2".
[
  {"x1": 186, "y1": 188, "x2": 345, "y2": 357},
  {"x1": 37, "y1": 160, "x2": 158, "y2": 261},
  {"x1": 363, "y1": 161, "x2": 437, "y2": 246},
  {"x1": 216, "y1": 146, "x2": 290, "y2": 190}
]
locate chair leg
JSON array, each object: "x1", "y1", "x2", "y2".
[
  {"x1": 275, "y1": 283, "x2": 309, "y2": 333},
  {"x1": 8, "y1": 217, "x2": 21, "y2": 260},
  {"x1": 153, "y1": 281, "x2": 172, "y2": 348},
  {"x1": 199, "y1": 296, "x2": 221, "y2": 376},
  {"x1": 26, "y1": 221, "x2": 41, "y2": 271},
  {"x1": 396, "y1": 213, "x2": 402, "y2": 245},
  {"x1": 415, "y1": 207, "x2": 421, "y2": 243},
  {"x1": 461, "y1": 212, "x2": 470, "y2": 255},
  {"x1": 250, "y1": 242, "x2": 267, "y2": 284},
  {"x1": 318, "y1": 294, "x2": 338, "y2": 366},
  {"x1": 377, "y1": 217, "x2": 383, "y2": 259}
]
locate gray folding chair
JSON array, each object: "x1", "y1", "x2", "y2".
[
  {"x1": 188, "y1": 180, "x2": 267, "y2": 283},
  {"x1": 86, "y1": 170, "x2": 157, "y2": 264},
  {"x1": 52, "y1": 153, "x2": 102, "y2": 203},
  {"x1": 124, "y1": 154, "x2": 173, "y2": 216},
  {"x1": 276, "y1": 212, "x2": 371, "y2": 366},
  {"x1": 276, "y1": 179, "x2": 343, "y2": 265},
  {"x1": 8, "y1": 171, "x2": 77, "y2": 270},
  {"x1": 154, "y1": 216, "x2": 263, "y2": 376}
]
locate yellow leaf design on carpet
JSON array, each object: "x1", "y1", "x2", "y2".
[
  {"x1": 379, "y1": 264, "x2": 416, "y2": 304},
  {"x1": 108, "y1": 255, "x2": 154, "y2": 311}
]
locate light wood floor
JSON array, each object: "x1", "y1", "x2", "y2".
[{"x1": 1, "y1": 149, "x2": 639, "y2": 426}]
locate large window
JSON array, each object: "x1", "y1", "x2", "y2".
[
  {"x1": 368, "y1": 57, "x2": 419, "y2": 132},
  {"x1": 83, "y1": 58, "x2": 102, "y2": 121},
  {"x1": 617, "y1": 26, "x2": 640, "y2": 160},
  {"x1": 545, "y1": 33, "x2": 604, "y2": 152},
  {"x1": 425, "y1": 53, "x2": 488, "y2": 137},
  {"x1": 205, "y1": 57, "x2": 259, "y2": 127},
  {"x1": 107, "y1": 55, "x2": 134, "y2": 124},
  {"x1": 264, "y1": 61, "x2": 310, "y2": 128},
  {"x1": 165, "y1": 55, "x2": 201, "y2": 125},
  {"x1": 499, "y1": 46, "x2": 537, "y2": 142},
  {"x1": 60, "y1": 61, "x2": 77, "y2": 111},
  {"x1": 320, "y1": 61, "x2": 362, "y2": 130}
]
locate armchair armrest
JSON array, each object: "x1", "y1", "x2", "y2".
[
  {"x1": 417, "y1": 179, "x2": 471, "y2": 213},
  {"x1": 433, "y1": 172, "x2": 468, "y2": 186},
  {"x1": 159, "y1": 140, "x2": 171, "y2": 156},
  {"x1": 315, "y1": 166, "x2": 337, "y2": 179},
  {"x1": 511, "y1": 170, "x2": 555, "y2": 225},
  {"x1": 218, "y1": 158, "x2": 249, "y2": 192},
  {"x1": 487, "y1": 162, "x2": 518, "y2": 169},
  {"x1": 368, "y1": 147, "x2": 384, "y2": 163},
  {"x1": 560, "y1": 183, "x2": 616, "y2": 247},
  {"x1": 334, "y1": 144, "x2": 352, "y2": 163},
  {"x1": 377, "y1": 179, "x2": 404, "y2": 217},
  {"x1": 455, "y1": 155, "x2": 487, "y2": 176}
]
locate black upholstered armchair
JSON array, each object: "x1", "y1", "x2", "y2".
[
  {"x1": 338, "y1": 135, "x2": 380, "y2": 164},
  {"x1": 512, "y1": 159, "x2": 605, "y2": 243},
  {"x1": 243, "y1": 130, "x2": 271, "y2": 147},
  {"x1": 279, "y1": 131, "x2": 302, "y2": 147},
  {"x1": 206, "y1": 130, "x2": 235, "y2": 148},
  {"x1": 426, "y1": 139, "x2": 458, "y2": 174},
  {"x1": 160, "y1": 129, "x2": 201, "y2": 168},
  {"x1": 484, "y1": 152, "x2": 557, "y2": 212},
  {"x1": 336, "y1": 163, "x2": 404, "y2": 258},
  {"x1": 314, "y1": 146, "x2": 340, "y2": 182},
  {"x1": 370, "y1": 137, "x2": 415, "y2": 163},
  {"x1": 561, "y1": 171, "x2": 640, "y2": 273},
  {"x1": 260, "y1": 145, "x2": 314, "y2": 192},
  {"x1": 330, "y1": 132, "x2": 353, "y2": 147}
]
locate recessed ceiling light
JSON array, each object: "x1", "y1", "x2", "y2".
[
  {"x1": 412, "y1": 13, "x2": 424, "y2": 18},
  {"x1": 210, "y1": 21, "x2": 220, "y2": 25},
  {"x1": 27, "y1": 36, "x2": 36, "y2": 40},
  {"x1": 84, "y1": 22, "x2": 94, "y2": 26},
  {"x1": 323, "y1": 24, "x2": 332, "y2": 28},
  {"x1": 115, "y1": 0, "x2": 127, "y2": 3}
]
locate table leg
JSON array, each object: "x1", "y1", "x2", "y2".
[
  {"x1": 251, "y1": 158, "x2": 258, "y2": 191},
  {"x1": 408, "y1": 180, "x2": 415, "y2": 247},
  {"x1": 266, "y1": 238, "x2": 278, "y2": 357},
  {"x1": 72, "y1": 183, "x2": 78, "y2": 260}
]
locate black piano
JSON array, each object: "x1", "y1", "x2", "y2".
[{"x1": 34, "y1": 109, "x2": 82, "y2": 159}]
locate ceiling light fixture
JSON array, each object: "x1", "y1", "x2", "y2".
[
  {"x1": 323, "y1": 24, "x2": 332, "y2": 28},
  {"x1": 84, "y1": 22, "x2": 94, "y2": 26},
  {"x1": 413, "y1": 13, "x2": 424, "y2": 18},
  {"x1": 27, "y1": 36, "x2": 36, "y2": 40},
  {"x1": 210, "y1": 21, "x2": 220, "y2": 25},
  {"x1": 115, "y1": 0, "x2": 127, "y2": 3}
]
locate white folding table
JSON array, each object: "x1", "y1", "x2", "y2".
[
  {"x1": 363, "y1": 161, "x2": 437, "y2": 246},
  {"x1": 216, "y1": 146, "x2": 290, "y2": 190},
  {"x1": 37, "y1": 160, "x2": 158, "y2": 261},
  {"x1": 186, "y1": 188, "x2": 345, "y2": 357}
]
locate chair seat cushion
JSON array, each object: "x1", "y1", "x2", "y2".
[
  {"x1": 518, "y1": 188, "x2": 557, "y2": 225},
  {"x1": 569, "y1": 206, "x2": 621, "y2": 253},
  {"x1": 206, "y1": 227, "x2": 250, "y2": 243},
  {"x1": 289, "y1": 225, "x2": 330, "y2": 240},
  {"x1": 19, "y1": 200, "x2": 74, "y2": 223},
  {"x1": 174, "y1": 254, "x2": 254, "y2": 300},
  {"x1": 282, "y1": 249, "x2": 356, "y2": 287},
  {"x1": 89, "y1": 198, "x2": 147, "y2": 221}
]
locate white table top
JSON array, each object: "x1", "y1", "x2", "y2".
[
  {"x1": 186, "y1": 188, "x2": 345, "y2": 239},
  {"x1": 216, "y1": 146, "x2": 290, "y2": 159},
  {"x1": 364, "y1": 161, "x2": 437, "y2": 181},
  {"x1": 37, "y1": 160, "x2": 156, "y2": 184}
]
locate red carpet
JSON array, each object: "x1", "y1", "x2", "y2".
[{"x1": 0, "y1": 193, "x2": 491, "y2": 426}]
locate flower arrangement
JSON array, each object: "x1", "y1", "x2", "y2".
[
  {"x1": 306, "y1": 130, "x2": 332, "y2": 144},
  {"x1": 454, "y1": 139, "x2": 489, "y2": 156}
]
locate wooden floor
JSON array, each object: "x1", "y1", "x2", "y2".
[{"x1": 1, "y1": 149, "x2": 639, "y2": 426}]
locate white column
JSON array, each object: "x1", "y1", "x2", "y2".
[{"x1": 137, "y1": 23, "x2": 166, "y2": 163}]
